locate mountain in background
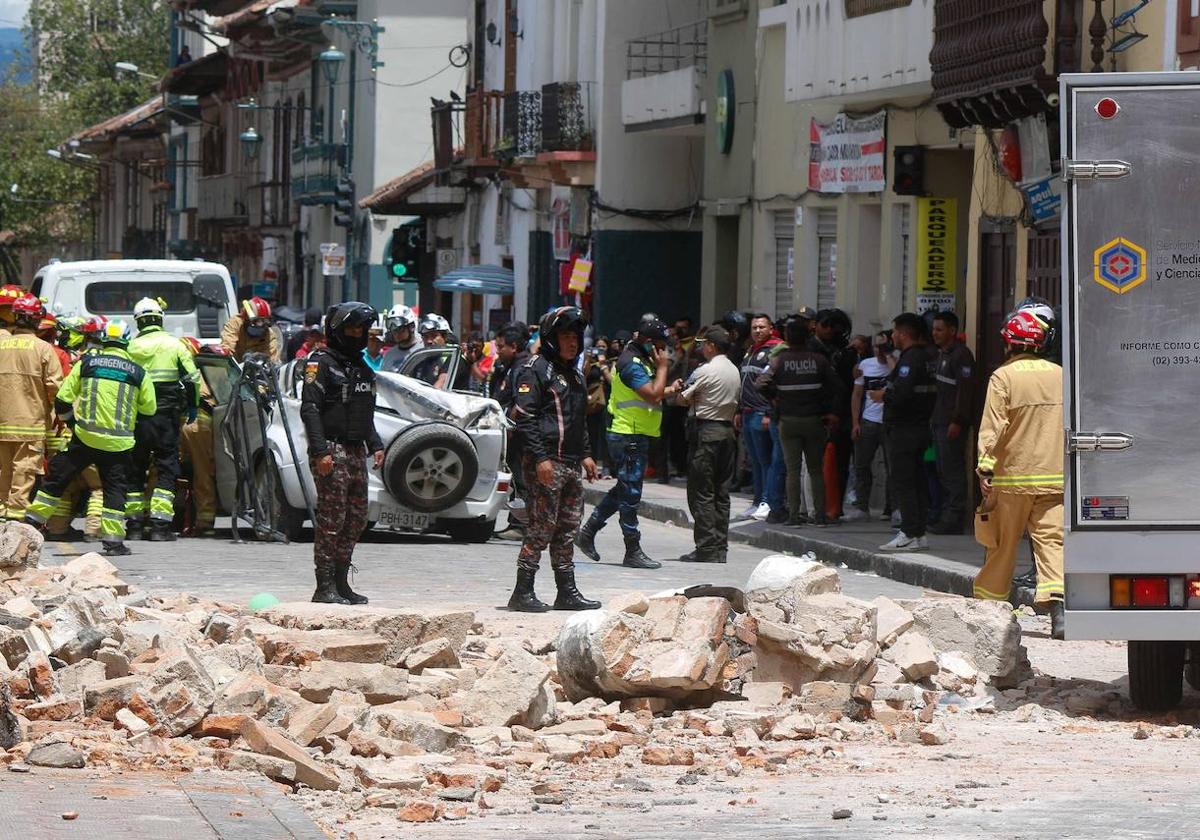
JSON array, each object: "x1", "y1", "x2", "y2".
[{"x1": 0, "y1": 29, "x2": 31, "y2": 83}]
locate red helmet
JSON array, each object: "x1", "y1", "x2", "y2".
[
  {"x1": 1000, "y1": 310, "x2": 1048, "y2": 352},
  {"x1": 241, "y1": 297, "x2": 271, "y2": 321},
  {"x1": 36, "y1": 315, "x2": 56, "y2": 334},
  {"x1": 0, "y1": 284, "x2": 24, "y2": 308},
  {"x1": 80, "y1": 315, "x2": 109, "y2": 340},
  {"x1": 12, "y1": 293, "x2": 45, "y2": 322}
]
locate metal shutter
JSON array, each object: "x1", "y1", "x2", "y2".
[
  {"x1": 773, "y1": 210, "x2": 795, "y2": 317},
  {"x1": 816, "y1": 208, "x2": 837, "y2": 311},
  {"x1": 899, "y1": 203, "x2": 911, "y2": 312}
]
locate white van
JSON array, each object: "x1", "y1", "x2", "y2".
[{"x1": 31, "y1": 259, "x2": 238, "y2": 339}]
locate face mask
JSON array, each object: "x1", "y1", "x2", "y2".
[
  {"x1": 246, "y1": 323, "x2": 266, "y2": 337},
  {"x1": 333, "y1": 330, "x2": 369, "y2": 355}
]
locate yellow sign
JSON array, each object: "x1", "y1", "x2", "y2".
[{"x1": 915, "y1": 197, "x2": 957, "y2": 313}]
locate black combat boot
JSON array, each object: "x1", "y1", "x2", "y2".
[
  {"x1": 147, "y1": 521, "x2": 177, "y2": 542},
  {"x1": 312, "y1": 564, "x2": 350, "y2": 605},
  {"x1": 507, "y1": 568, "x2": 551, "y2": 612},
  {"x1": 622, "y1": 536, "x2": 661, "y2": 570},
  {"x1": 335, "y1": 562, "x2": 369, "y2": 605},
  {"x1": 574, "y1": 514, "x2": 603, "y2": 562},
  {"x1": 126, "y1": 520, "x2": 147, "y2": 541},
  {"x1": 101, "y1": 540, "x2": 131, "y2": 557},
  {"x1": 552, "y1": 567, "x2": 601, "y2": 610},
  {"x1": 1049, "y1": 600, "x2": 1065, "y2": 641}
]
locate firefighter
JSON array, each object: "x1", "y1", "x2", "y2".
[
  {"x1": 380, "y1": 304, "x2": 423, "y2": 371},
  {"x1": 300, "y1": 302, "x2": 384, "y2": 606},
  {"x1": 0, "y1": 294, "x2": 63, "y2": 521},
  {"x1": 221, "y1": 296, "x2": 280, "y2": 362},
  {"x1": 25, "y1": 321, "x2": 157, "y2": 556},
  {"x1": 575, "y1": 316, "x2": 677, "y2": 569},
  {"x1": 179, "y1": 338, "x2": 220, "y2": 537},
  {"x1": 509, "y1": 306, "x2": 599, "y2": 613},
  {"x1": 0, "y1": 284, "x2": 24, "y2": 334},
  {"x1": 973, "y1": 309, "x2": 1065, "y2": 640},
  {"x1": 126, "y1": 298, "x2": 201, "y2": 541}
]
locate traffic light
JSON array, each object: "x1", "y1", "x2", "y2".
[
  {"x1": 892, "y1": 146, "x2": 925, "y2": 196},
  {"x1": 386, "y1": 224, "x2": 422, "y2": 281},
  {"x1": 333, "y1": 176, "x2": 355, "y2": 228}
]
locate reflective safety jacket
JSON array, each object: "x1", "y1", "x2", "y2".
[
  {"x1": 608, "y1": 345, "x2": 662, "y2": 437},
  {"x1": 56, "y1": 348, "x2": 157, "y2": 452},
  {"x1": 0, "y1": 330, "x2": 63, "y2": 442},
  {"x1": 128, "y1": 326, "x2": 200, "y2": 413},
  {"x1": 977, "y1": 353, "x2": 1063, "y2": 494}
]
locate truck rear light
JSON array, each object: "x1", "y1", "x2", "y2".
[
  {"x1": 497, "y1": 480, "x2": 510, "y2": 493},
  {"x1": 1110, "y1": 575, "x2": 1187, "y2": 609}
]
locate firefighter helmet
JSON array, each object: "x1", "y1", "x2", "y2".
[
  {"x1": 12, "y1": 293, "x2": 44, "y2": 327},
  {"x1": 385, "y1": 304, "x2": 418, "y2": 334},
  {"x1": 1000, "y1": 310, "x2": 1049, "y2": 352},
  {"x1": 418, "y1": 313, "x2": 451, "y2": 336},
  {"x1": 241, "y1": 296, "x2": 272, "y2": 321},
  {"x1": 100, "y1": 319, "x2": 133, "y2": 347},
  {"x1": 134, "y1": 296, "x2": 166, "y2": 328}
]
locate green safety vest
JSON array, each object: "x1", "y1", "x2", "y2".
[
  {"x1": 59, "y1": 348, "x2": 157, "y2": 452},
  {"x1": 608, "y1": 353, "x2": 662, "y2": 437},
  {"x1": 128, "y1": 326, "x2": 201, "y2": 409}
]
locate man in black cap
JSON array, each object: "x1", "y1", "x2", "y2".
[{"x1": 576, "y1": 316, "x2": 678, "y2": 569}]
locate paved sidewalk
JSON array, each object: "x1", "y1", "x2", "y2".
[{"x1": 583, "y1": 479, "x2": 1040, "y2": 606}]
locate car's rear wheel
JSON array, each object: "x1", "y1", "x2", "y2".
[
  {"x1": 254, "y1": 454, "x2": 306, "y2": 543},
  {"x1": 443, "y1": 517, "x2": 495, "y2": 544},
  {"x1": 1128, "y1": 640, "x2": 1185, "y2": 711},
  {"x1": 383, "y1": 424, "x2": 479, "y2": 514}
]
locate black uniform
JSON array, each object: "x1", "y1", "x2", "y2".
[
  {"x1": 492, "y1": 349, "x2": 530, "y2": 529},
  {"x1": 883, "y1": 343, "x2": 938, "y2": 538},
  {"x1": 300, "y1": 345, "x2": 383, "y2": 595},
  {"x1": 931, "y1": 341, "x2": 977, "y2": 530},
  {"x1": 808, "y1": 335, "x2": 857, "y2": 515}
]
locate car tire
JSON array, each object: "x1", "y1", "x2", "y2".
[
  {"x1": 443, "y1": 517, "x2": 495, "y2": 544},
  {"x1": 1128, "y1": 640, "x2": 1184, "y2": 711},
  {"x1": 254, "y1": 453, "x2": 307, "y2": 543},
  {"x1": 383, "y1": 423, "x2": 479, "y2": 514}
]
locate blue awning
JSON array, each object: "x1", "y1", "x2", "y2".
[{"x1": 433, "y1": 265, "x2": 514, "y2": 295}]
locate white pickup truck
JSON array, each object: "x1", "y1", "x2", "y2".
[{"x1": 1061, "y1": 71, "x2": 1200, "y2": 709}]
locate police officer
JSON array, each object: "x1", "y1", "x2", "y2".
[
  {"x1": 26, "y1": 321, "x2": 157, "y2": 556},
  {"x1": 126, "y1": 298, "x2": 201, "y2": 541},
  {"x1": 222, "y1": 297, "x2": 280, "y2": 362},
  {"x1": 379, "y1": 304, "x2": 423, "y2": 372},
  {"x1": 575, "y1": 317, "x2": 676, "y2": 569},
  {"x1": 490, "y1": 322, "x2": 531, "y2": 542},
  {"x1": 873, "y1": 312, "x2": 938, "y2": 551},
  {"x1": 509, "y1": 306, "x2": 599, "y2": 612},
  {"x1": 927, "y1": 310, "x2": 976, "y2": 535},
  {"x1": 300, "y1": 302, "x2": 384, "y2": 606},
  {"x1": 0, "y1": 294, "x2": 62, "y2": 521},
  {"x1": 757, "y1": 316, "x2": 844, "y2": 528}
]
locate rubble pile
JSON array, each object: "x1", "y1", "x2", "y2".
[{"x1": 0, "y1": 531, "x2": 1037, "y2": 825}]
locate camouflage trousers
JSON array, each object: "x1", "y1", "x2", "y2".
[
  {"x1": 312, "y1": 442, "x2": 369, "y2": 574},
  {"x1": 517, "y1": 454, "x2": 583, "y2": 573}
]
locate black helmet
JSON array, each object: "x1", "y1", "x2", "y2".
[
  {"x1": 325, "y1": 301, "x2": 378, "y2": 356},
  {"x1": 636, "y1": 316, "x2": 670, "y2": 344},
  {"x1": 719, "y1": 310, "x2": 749, "y2": 340},
  {"x1": 538, "y1": 306, "x2": 588, "y2": 362}
]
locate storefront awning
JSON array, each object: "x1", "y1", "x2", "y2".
[{"x1": 433, "y1": 265, "x2": 515, "y2": 295}]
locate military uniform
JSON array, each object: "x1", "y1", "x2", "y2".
[
  {"x1": 300, "y1": 341, "x2": 383, "y2": 604},
  {"x1": 126, "y1": 326, "x2": 200, "y2": 537},
  {"x1": 26, "y1": 345, "x2": 157, "y2": 554},
  {"x1": 0, "y1": 330, "x2": 63, "y2": 520}
]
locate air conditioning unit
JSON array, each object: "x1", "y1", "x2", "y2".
[{"x1": 436, "y1": 249, "x2": 459, "y2": 275}]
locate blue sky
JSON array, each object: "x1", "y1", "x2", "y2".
[{"x1": 0, "y1": 1, "x2": 25, "y2": 28}]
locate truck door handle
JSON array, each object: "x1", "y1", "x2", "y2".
[
  {"x1": 1062, "y1": 159, "x2": 1132, "y2": 180},
  {"x1": 1068, "y1": 432, "x2": 1134, "y2": 452}
]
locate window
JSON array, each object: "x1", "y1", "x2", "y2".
[
  {"x1": 85, "y1": 281, "x2": 195, "y2": 315},
  {"x1": 816, "y1": 209, "x2": 838, "y2": 311}
]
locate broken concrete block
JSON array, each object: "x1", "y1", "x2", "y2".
[
  {"x1": 84, "y1": 676, "x2": 144, "y2": 721},
  {"x1": 745, "y1": 553, "x2": 841, "y2": 623},
  {"x1": 769, "y1": 712, "x2": 817, "y2": 740},
  {"x1": 56, "y1": 660, "x2": 107, "y2": 702},
  {"x1": 197, "y1": 713, "x2": 252, "y2": 740},
  {"x1": 919, "y1": 721, "x2": 951, "y2": 745},
  {"x1": 52, "y1": 628, "x2": 106, "y2": 665},
  {"x1": 115, "y1": 706, "x2": 151, "y2": 736},
  {"x1": 296, "y1": 661, "x2": 409, "y2": 705},
  {"x1": 214, "y1": 749, "x2": 296, "y2": 783},
  {"x1": 0, "y1": 683, "x2": 22, "y2": 748},
  {"x1": 402, "y1": 638, "x2": 460, "y2": 673},
  {"x1": 882, "y1": 631, "x2": 939, "y2": 681},
  {"x1": 22, "y1": 696, "x2": 82, "y2": 721},
  {"x1": 353, "y1": 758, "x2": 427, "y2": 790},
  {"x1": 238, "y1": 718, "x2": 341, "y2": 790},
  {"x1": 284, "y1": 703, "x2": 337, "y2": 747},
  {"x1": 0, "y1": 625, "x2": 29, "y2": 668},
  {"x1": 127, "y1": 680, "x2": 211, "y2": 738},
  {"x1": 27, "y1": 741, "x2": 84, "y2": 769},
  {"x1": 607, "y1": 592, "x2": 650, "y2": 616},
  {"x1": 60, "y1": 553, "x2": 127, "y2": 593},
  {"x1": 0, "y1": 522, "x2": 42, "y2": 570},
  {"x1": 149, "y1": 644, "x2": 217, "y2": 709},
  {"x1": 26, "y1": 651, "x2": 57, "y2": 699},
  {"x1": 641, "y1": 745, "x2": 694, "y2": 766},
  {"x1": 741, "y1": 681, "x2": 790, "y2": 707},
  {"x1": 203, "y1": 613, "x2": 237, "y2": 644},
  {"x1": 357, "y1": 704, "x2": 463, "y2": 752},
  {"x1": 211, "y1": 672, "x2": 310, "y2": 728},
  {"x1": 903, "y1": 596, "x2": 1029, "y2": 686},
  {"x1": 96, "y1": 648, "x2": 130, "y2": 680},
  {"x1": 872, "y1": 596, "x2": 914, "y2": 647},
  {"x1": 752, "y1": 594, "x2": 878, "y2": 689},
  {"x1": 796, "y1": 681, "x2": 865, "y2": 720},
  {"x1": 3, "y1": 597, "x2": 38, "y2": 620},
  {"x1": 461, "y1": 646, "x2": 550, "y2": 727}
]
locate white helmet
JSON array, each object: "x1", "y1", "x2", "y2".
[
  {"x1": 134, "y1": 296, "x2": 164, "y2": 326},
  {"x1": 385, "y1": 304, "x2": 417, "y2": 333},
  {"x1": 418, "y1": 313, "x2": 451, "y2": 335}
]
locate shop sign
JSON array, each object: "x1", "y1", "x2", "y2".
[
  {"x1": 915, "y1": 197, "x2": 957, "y2": 313},
  {"x1": 320, "y1": 242, "x2": 346, "y2": 277},
  {"x1": 809, "y1": 110, "x2": 887, "y2": 194}
]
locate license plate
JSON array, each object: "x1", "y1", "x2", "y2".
[{"x1": 377, "y1": 502, "x2": 432, "y2": 531}]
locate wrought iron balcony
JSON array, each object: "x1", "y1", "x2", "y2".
[
  {"x1": 500, "y1": 90, "x2": 542, "y2": 159},
  {"x1": 626, "y1": 20, "x2": 708, "y2": 80},
  {"x1": 541, "y1": 82, "x2": 594, "y2": 153}
]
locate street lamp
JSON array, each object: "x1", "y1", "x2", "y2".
[
  {"x1": 239, "y1": 126, "x2": 262, "y2": 161},
  {"x1": 114, "y1": 60, "x2": 158, "y2": 80},
  {"x1": 318, "y1": 44, "x2": 346, "y2": 84}
]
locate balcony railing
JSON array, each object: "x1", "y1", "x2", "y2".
[
  {"x1": 500, "y1": 90, "x2": 542, "y2": 159},
  {"x1": 290, "y1": 142, "x2": 344, "y2": 165},
  {"x1": 465, "y1": 90, "x2": 504, "y2": 162},
  {"x1": 541, "y1": 82, "x2": 595, "y2": 153},
  {"x1": 626, "y1": 20, "x2": 708, "y2": 80},
  {"x1": 197, "y1": 173, "x2": 249, "y2": 222}
]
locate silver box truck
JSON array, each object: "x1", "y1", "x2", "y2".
[{"x1": 1062, "y1": 71, "x2": 1200, "y2": 710}]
